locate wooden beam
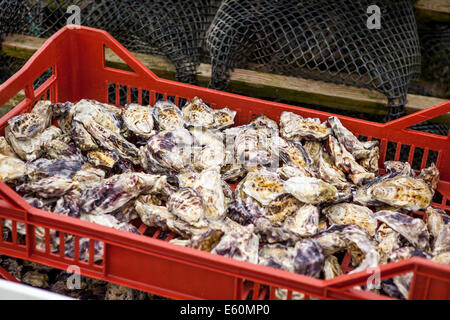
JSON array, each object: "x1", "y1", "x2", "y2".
[
  {"x1": 415, "y1": 0, "x2": 450, "y2": 22},
  {"x1": 2, "y1": 34, "x2": 448, "y2": 123}
]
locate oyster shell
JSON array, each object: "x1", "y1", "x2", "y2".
[
  {"x1": 242, "y1": 169, "x2": 286, "y2": 206},
  {"x1": 0, "y1": 136, "x2": 17, "y2": 157},
  {"x1": 317, "y1": 148, "x2": 349, "y2": 190},
  {"x1": 272, "y1": 136, "x2": 312, "y2": 171},
  {"x1": 432, "y1": 224, "x2": 450, "y2": 256},
  {"x1": 314, "y1": 224, "x2": 380, "y2": 274},
  {"x1": 426, "y1": 206, "x2": 449, "y2": 239},
  {"x1": 16, "y1": 176, "x2": 76, "y2": 198},
  {"x1": 210, "y1": 219, "x2": 259, "y2": 264},
  {"x1": 354, "y1": 175, "x2": 433, "y2": 211},
  {"x1": 284, "y1": 176, "x2": 337, "y2": 205},
  {"x1": 188, "y1": 228, "x2": 225, "y2": 252},
  {"x1": 303, "y1": 141, "x2": 322, "y2": 166},
  {"x1": 69, "y1": 121, "x2": 99, "y2": 152},
  {"x1": 384, "y1": 161, "x2": 415, "y2": 176},
  {"x1": 234, "y1": 127, "x2": 274, "y2": 170},
  {"x1": 259, "y1": 239, "x2": 324, "y2": 277},
  {"x1": 280, "y1": 111, "x2": 330, "y2": 141},
  {"x1": 328, "y1": 116, "x2": 378, "y2": 160},
  {"x1": 249, "y1": 115, "x2": 279, "y2": 137},
  {"x1": 323, "y1": 255, "x2": 343, "y2": 280},
  {"x1": 323, "y1": 203, "x2": 377, "y2": 237},
  {"x1": 87, "y1": 150, "x2": 119, "y2": 169},
  {"x1": 0, "y1": 154, "x2": 32, "y2": 184},
  {"x1": 40, "y1": 126, "x2": 84, "y2": 161},
  {"x1": 265, "y1": 193, "x2": 302, "y2": 225},
  {"x1": 417, "y1": 163, "x2": 440, "y2": 191},
  {"x1": 53, "y1": 189, "x2": 81, "y2": 218},
  {"x1": 371, "y1": 210, "x2": 430, "y2": 251},
  {"x1": 78, "y1": 117, "x2": 140, "y2": 165},
  {"x1": 153, "y1": 100, "x2": 184, "y2": 130},
  {"x1": 105, "y1": 283, "x2": 148, "y2": 300},
  {"x1": 73, "y1": 99, "x2": 122, "y2": 134},
  {"x1": 276, "y1": 165, "x2": 311, "y2": 180},
  {"x1": 182, "y1": 97, "x2": 215, "y2": 128},
  {"x1": 7, "y1": 103, "x2": 51, "y2": 140},
  {"x1": 28, "y1": 159, "x2": 84, "y2": 179},
  {"x1": 283, "y1": 204, "x2": 319, "y2": 237},
  {"x1": 375, "y1": 223, "x2": 402, "y2": 264},
  {"x1": 122, "y1": 103, "x2": 155, "y2": 139},
  {"x1": 212, "y1": 108, "x2": 237, "y2": 130},
  {"x1": 140, "y1": 128, "x2": 193, "y2": 174},
  {"x1": 190, "y1": 127, "x2": 225, "y2": 171},
  {"x1": 81, "y1": 172, "x2": 172, "y2": 215},
  {"x1": 328, "y1": 135, "x2": 375, "y2": 185},
  {"x1": 167, "y1": 187, "x2": 207, "y2": 228},
  {"x1": 5, "y1": 124, "x2": 43, "y2": 161}
]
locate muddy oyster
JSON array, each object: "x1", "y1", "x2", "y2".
[
  {"x1": 122, "y1": 103, "x2": 155, "y2": 139},
  {"x1": 284, "y1": 176, "x2": 337, "y2": 205},
  {"x1": 280, "y1": 111, "x2": 330, "y2": 141},
  {"x1": 314, "y1": 224, "x2": 380, "y2": 274},
  {"x1": 182, "y1": 97, "x2": 215, "y2": 128},
  {"x1": 153, "y1": 100, "x2": 184, "y2": 130},
  {"x1": 354, "y1": 175, "x2": 433, "y2": 211},
  {"x1": 328, "y1": 135, "x2": 375, "y2": 185},
  {"x1": 242, "y1": 169, "x2": 286, "y2": 206},
  {"x1": 140, "y1": 128, "x2": 193, "y2": 174},
  {"x1": 323, "y1": 203, "x2": 377, "y2": 237},
  {"x1": 371, "y1": 210, "x2": 430, "y2": 251},
  {"x1": 81, "y1": 172, "x2": 172, "y2": 215},
  {"x1": 190, "y1": 127, "x2": 225, "y2": 171}
]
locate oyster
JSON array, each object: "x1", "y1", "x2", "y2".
[
  {"x1": 433, "y1": 224, "x2": 450, "y2": 256},
  {"x1": 276, "y1": 165, "x2": 311, "y2": 180},
  {"x1": 81, "y1": 172, "x2": 172, "y2": 215},
  {"x1": 426, "y1": 206, "x2": 449, "y2": 239},
  {"x1": 328, "y1": 135, "x2": 375, "y2": 185},
  {"x1": 16, "y1": 176, "x2": 76, "y2": 198},
  {"x1": 249, "y1": 115, "x2": 279, "y2": 137},
  {"x1": 280, "y1": 111, "x2": 330, "y2": 141},
  {"x1": 360, "y1": 146, "x2": 380, "y2": 173},
  {"x1": 212, "y1": 108, "x2": 237, "y2": 130},
  {"x1": 5, "y1": 124, "x2": 43, "y2": 161},
  {"x1": 40, "y1": 126, "x2": 84, "y2": 161},
  {"x1": 259, "y1": 239, "x2": 324, "y2": 277},
  {"x1": 53, "y1": 189, "x2": 81, "y2": 218},
  {"x1": 190, "y1": 127, "x2": 225, "y2": 171},
  {"x1": 7, "y1": 102, "x2": 51, "y2": 140},
  {"x1": 272, "y1": 136, "x2": 312, "y2": 171},
  {"x1": 242, "y1": 169, "x2": 286, "y2": 206},
  {"x1": 22, "y1": 270, "x2": 49, "y2": 288},
  {"x1": 323, "y1": 255, "x2": 343, "y2": 280},
  {"x1": 81, "y1": 213, "x2": 138, "y2": 235},
  {"x1": 0, "y1": 154, "x2": 32, "y2": 184},
  {"x1": 182, "y1": 97, "x2": 215, "y2": 128},
  {"x1": 317, "y1": 148, "x2": 349, "y2": 190},
  {"x1": 122, "y1": 103, "x2": 155, "y2": 139},
  {"x1": 314, "y1": 224, "x2": 380, "y2": 274},
  {"x1": 323, "y1": 203, "x2": 377, "y2": 237},
  {"x1": 210, "y1": 219, "x2": 259, "y2": 264},
  {"x1": 73, "y1": 99, "x2": 122, "y2": 134},
  {"x1": 265, "y1": 193, "x2": 302, "y2": 225},
  {"x1": 283, "y1": 204, "x2": 319, "y2": 237},
  {"x1": 284, "y1": 176, "x2": 337, "y2": 205},
  {"x1": 371, "y1": 210, "x2": 430, "y2": 251},
  {"x1": 303, "y1": 141, "x2": 322, "y2": 166},
  {"x1": 328, "y1": 116, "x2": 378, "y2": 160},
  {"x1": 78, "y1": 117, "x2": 140, "y2": 165},
  {"x1": 384, "y1": 161, "x2": 415, "y2": 176},
  {"x1": 0, "y1": 136, "x2": 17, "y2": 157},
  {"x1": 70, "y1": 121, "x2": 99, "y2": 152},
  {"x1": 417, "y1": 163, "x2": 440, "y2": 191},
  {"x1": 354, "y1": 175, "x2": 433, "y2": 211},
  {"x1": 234, "y1": 127, "x2": 274, "y2": 170},
  {"x1": 28, "y1": 159, "x2": 84, "y2": 179},
  {"x1": 153, "y1": 100, "x2": 184, "y2": 130},
  {"x1": 188, "y1": 228, "x2": 225, "y2": 252},
  {"x1": 87, "y1": 150, "x2": 119, "y2": 169},
  {"x1": 140, "y1": 128, "x2": 193, "y2": 174},
  {"x1": 105, "y1": 283, "x2": 148, "y2": 300},
  {"x1": 167, "y1": 187, "x2": 207, "y2": 228},
  {"x1": 375, "y1": 223, "x2": 402, "y2": 264}
]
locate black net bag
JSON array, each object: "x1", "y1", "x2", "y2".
[
  {"x1": 0, "y1": 0, "x2": 221, "y2": 85},
  {"x1": 206, "y1": 0, "x2": 421, "y2": 121}
]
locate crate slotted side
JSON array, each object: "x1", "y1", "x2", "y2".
[{"x1": 0, "y1": 26, "x2": 449, "y2": 300}]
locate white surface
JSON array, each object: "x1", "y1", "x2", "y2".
[{"x1": 0, "y1": 279, "x2": 73, "y2": 300}]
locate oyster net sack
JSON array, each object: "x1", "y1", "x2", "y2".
[
  {"x1": 206, "y1": 0, "x2": 421, "y2": 120},
  {"x1": 0, "y1": 0, "x2": 220, "y2": 84}
]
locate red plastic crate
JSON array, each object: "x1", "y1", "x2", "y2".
[{"x1": 0, "y1": 26, "x2": 449, "y2": 300}]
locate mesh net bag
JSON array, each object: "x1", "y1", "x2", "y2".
[
  {"x1": 206, "y1": 0, "x2": 421, "y2": 121},
  {"x1": 0, "y1": 0, "x2": 220, "y2": 84}
]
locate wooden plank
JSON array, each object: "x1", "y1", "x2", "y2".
[
  {"x1": 415, "y1": 0, "x2": 450, "y2": 22},
  {"x1": 2, "y1": 34, "x2": 448, "y2": 123}
]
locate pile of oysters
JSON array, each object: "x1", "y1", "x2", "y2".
[{"x1": 0, "y1": 97, "x2": 448, "y2": 300}]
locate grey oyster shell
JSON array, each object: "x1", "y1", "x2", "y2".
[
  {"x1": 284, "y1": 176, "x2": 337, "y2": 205},
  {"x1": 16, "y1": 176, "x2": 76, "y2": 198}
]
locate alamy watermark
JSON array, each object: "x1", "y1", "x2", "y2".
[
  {"x1": 367, "y1": 5, "x2": 381, "y2": 30},
  {"x1": 67, "y1": 5, "x2": 81, "y2": 29},
  {"x1": 66, "y1": 265, "x2": 82, "y2": 290}
]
